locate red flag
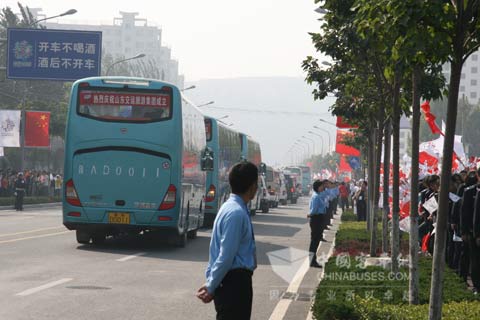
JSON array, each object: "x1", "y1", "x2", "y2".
[
  {"x1": 25, "y1": 111, "x2": 50, "y2": 147},
  {"x1": 335, "y1": 130, "x2": 360, "y2": 156},
  {"x1": 338, "y1": 154, "x2": 352, "y2": 172},
  {"x1": 336, "y1": 116, "x2": 359, "y2": 129},
  {"x1": 421, "y1": 101, "x2": 444, "y2": 136}
]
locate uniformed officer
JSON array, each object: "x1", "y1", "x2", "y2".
[
  {"x1": 308, "y1": 180, "x2": 329, "y2": 268},
  {"x1": 14, "y1": 172, "x2": 26, "y2": 211},
  {"x1": 197, "y1": 162, "x2": 257, "y2": 319}
]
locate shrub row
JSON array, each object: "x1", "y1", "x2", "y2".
[
  {"x1": 0, "y1": 196, "x2": 61, "y2": 206},
  {"x1": 312, "y1": 218, "x2": 478, "y2": 319},
  {"x1": 353, "y1": 298, "x2": 480, "y2": 320}
]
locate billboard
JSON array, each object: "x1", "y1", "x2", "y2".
[{"x1": 7, "y1": 28, "x2": 102, "y2": 81}]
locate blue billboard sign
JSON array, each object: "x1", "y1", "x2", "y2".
[{"x1": 7, "y1": 28, "x2": 102, "y2": 81}]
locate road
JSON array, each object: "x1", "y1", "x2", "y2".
[{"x1": 0, "y1": 198, "x2": 335, "y2": 320}]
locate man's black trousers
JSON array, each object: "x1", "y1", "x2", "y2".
[
  {"x1": 214, "y1": 269, "x2": 253, "y2": 320},
  {"x1": 309, "y1": 215, "x2": 325, "y2": 255}
]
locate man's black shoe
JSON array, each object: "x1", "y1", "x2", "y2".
[
  {"x1": 320, "y1": 238, "x2": 328, "y2": 242},
  {"x1": 310, "y1": 261, "x2": 323, "y2": 268}
]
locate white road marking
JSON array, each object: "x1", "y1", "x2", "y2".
[
  {"x1": 0, "y1": 226, "x2": 64, "y2": 238},
  {"x1": 0, "y1": 231, "x2": 71, "y2": 244},
  {"x1": 116, "y1": 252, "x2": 146, "y2": 262},
  {"x1": 15, "y1": 278, "x2": 73, "y2": 297},
  {"x1": 268, "y1": 244, "x2": 321, "y2": 320}
]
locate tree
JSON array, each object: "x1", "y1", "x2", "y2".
[{"x1": 429, "y1": 2, "x2": 480, "y2": 319}]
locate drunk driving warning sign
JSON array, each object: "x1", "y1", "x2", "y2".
[{"x1": 7, "y1": 28, "x2": 102, "y2": 81}]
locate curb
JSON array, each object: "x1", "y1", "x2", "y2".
[{"x1": 0, "y1": 202, "x2": 61, "y2": 211}]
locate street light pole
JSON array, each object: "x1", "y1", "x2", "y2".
[
  {"x1": 308, "y1": 131, "x2": 324, "y2": 155},
  {"x1": 293, "y1": 144, "x2": 306, "y2": 164},
  {"x1": 197, "y1": 101, "x2": 215, "y2": 108},
  {"x1": 297, "y1": 139, "x2": 310, "y2": 159},
  {"x1": 302, "y1": 135, "x2": 316, "y2": 156},
  {"x1": 106, "y1": 53, "x2": 146, "y2": 76},
  {"x1": 313, "y1": 125, "x2": 332, "y2": 153},
  {"x1": 181, "y1": 85, "x2": 196, "y2": 92},
  {"x1": 31, "y1": 9, "x2": 77, "y2": 26}
]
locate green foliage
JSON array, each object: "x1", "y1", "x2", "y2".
[
  {"x1": 306, "y1": 153, "x2": 340, "y2": 173},
  {"x1": 353, "y1": 298, "x2": 480, "y2": 320},
  {"x1": 341, "y1": 209, "x2": 356, "y2": 221},
  {"x1": 0, "y1": 196, "x2": 61, "y2": 206}
]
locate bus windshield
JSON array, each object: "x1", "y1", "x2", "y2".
[{"x1": 78, "y1": 88, "x2": 172, "y2": 122}]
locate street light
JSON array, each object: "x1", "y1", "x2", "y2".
[
  {"x1": 321, "y1": 61, "x2": 333, "y2": 67},
  {"x1": 106, "y1": 53, "x2": 146, "y2": 76},
  {"x1": 318, "y1": 119, "x2": 336, "y2": 126},
  {"x1": 197, "y1": 101, "x2": 215, "y2": 108},
  {"x1": 31, "y1": 9, "x2": 77, "y2": 25},
  {"x1": 293, "y1": 143, "x2": 306, "y2": 164},
  {"x1": 308, "y1": 131, "x2": 324, "y2": 155},
  {"x1": 313, "y1": 125, "x2": 332, "y2": 153},
  {"x1": 302, "y1": 135, "x2": 316, "y2": 155},
  {"x1": 181, "y1": 85, "x2": 196, "y2": 92},
  {"x1": 315, "y1": 7, "x2": 328, "y2": 14},
  {"x1": 217, "y1": 115, "x2": 229, "y2": 120},
  {"x1": 297, "y1": 139, "x2": 310, "y2": 158}
]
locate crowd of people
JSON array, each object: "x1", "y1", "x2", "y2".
[
  {"x1": 0, "y1": 170, "x2": 63, "y2": 198},
  {"x1": 419, "y1": 169, "x2": 480, "y2": 295}
]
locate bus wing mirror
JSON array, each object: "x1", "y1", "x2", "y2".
[
  {"x1": 201, "y1": 148, "x2": 214, "y2": 171},
  {"x1": 259, "y1": 163, "x2": 267, "y2": 175}
]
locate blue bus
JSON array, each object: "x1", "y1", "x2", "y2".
[
  {"x1": 299, "y1": 165, "x2": 312, "y2": 195},
  {"x1": 203, "y1": 117, "x2": 243, "y2": 226},
  {"x1": 63, "y1": 77, "x2": 210, "y2": 247},
  {"x1": 239, "y1": 134, "x2": 268, "y2": 214}
]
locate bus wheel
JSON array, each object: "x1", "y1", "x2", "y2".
[
  {"x1": 262, "y1": 203, "x2": 269, "y2": 213},
  {"x1": 76, "y1": 230, "x2": 91, "y2": 244},
  {"x1": 170, "y1": 232, "x2": 187, "y2": 248},
  {"x1": 187, "y1": 229, "x2": 198, "y2": 239},
  {"x1": 92, "y1": 233, "x2": 106, "y2": 245}
]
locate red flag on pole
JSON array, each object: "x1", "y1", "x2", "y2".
[
  {"x1": 25, "y1": 111, "x2": 50, "y2": 147},
  {"x1": 335, "y1": 130, "x2": 360, "y2": 156}
]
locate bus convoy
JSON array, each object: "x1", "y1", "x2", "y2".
[{"x1": 62, "y1": 77, "x2": 312, "y2": 246}]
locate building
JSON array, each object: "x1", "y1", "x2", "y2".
[
  {"x1": 443, "y1": 52, "x2": 480, "y2": 105},
  {"x1": 33, "y1": 10, "x2": 184, "y2": 87}
]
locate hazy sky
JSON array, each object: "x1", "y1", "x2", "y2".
[{"x1": 4, "y1": 0, "x2": 322, "y2": 81}]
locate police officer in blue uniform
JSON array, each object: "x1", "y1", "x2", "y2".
[
  {"x1": 308, "y1": 180, "x2": 329, "y2": 268},
  {"x1": 197, "y1": 162, "x2": 257, "y2": 319}
]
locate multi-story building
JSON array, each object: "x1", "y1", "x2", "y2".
[
  {"x1": 443, "y1": 52, "x2": 480, "y2": 105},
  {"x1": 31, "y1": 10, "x2": 184, "y2": 87}
]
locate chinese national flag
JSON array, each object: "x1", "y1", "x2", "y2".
[
  {"x1": 25, "y1": 111, "x2": 50, "y2": 147},
  {"x1": 335, "y1": 130, "x2": 360, "y2": 156}
]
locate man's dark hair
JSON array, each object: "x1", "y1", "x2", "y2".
[
  {"x1": 465, "y1": 171, "x2": 478, "y2": 187},
  {"x1": 313, "y1": 180, "x2": 323, "y2": 192},
  {"x1": 229, "y1": 162, "x2": 258, "y2": 194}
]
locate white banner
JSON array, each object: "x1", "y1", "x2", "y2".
[{"x1": 0, "y1": 110, "x2": 21, "y2": 147}]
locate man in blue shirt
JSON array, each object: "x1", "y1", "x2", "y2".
[
  {"x1": 197, "y1": 162, "x2": 258, "y2": 320},
  {"x1": 308, "y1": 180, "x2": 328, "y2": 268}
]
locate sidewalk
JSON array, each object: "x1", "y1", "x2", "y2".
[{"x1": 272, "y1": 209, "x2": 343, "y2": 320}]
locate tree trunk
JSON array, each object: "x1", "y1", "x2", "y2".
[
  {"x1": 366, "y1": 125, "x2": 375, "y2": 231},
  {"x1": 409, "y1": 65, "x2": 421, "y2": 305},
  {"x1": 391, "y1": 70, "x2": 401, "y2": 273},
  {"x1": 383, "y1": 119, "x2": 391, "y2": 253},
  {"x1": 428, "y1": 56, "x2": 464, "y2": 320},
  {"x1": 371, "y1": 109, "x2": 385, "y2": 257}
]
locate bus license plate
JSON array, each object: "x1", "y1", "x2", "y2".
[{"x1": 108, "y1": 212, "x2": 130, "y2": 224}]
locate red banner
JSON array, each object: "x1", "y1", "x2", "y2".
[
  {"x1": 335, "y1": 130, "x2": 360, "y2": 156},
  {"x1": 25, "y1": 111, "x2": 50, "y2": 147},
  {"x1": 336, "y1": 116, "x2": 358, "y2": 129},
  {"x1": 421, "y1": 101, "x2": 443, "y2": 135}
]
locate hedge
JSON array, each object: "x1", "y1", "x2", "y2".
[
  {"x1": 354, "y1": 298, "x2": 480, "y2": 320},
  {"x1": 0, "y1": 196, "x2": 61, "y2": 206},
  {"x1": 312, "y1": 218, "x2": 478, "y2": 319}
]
